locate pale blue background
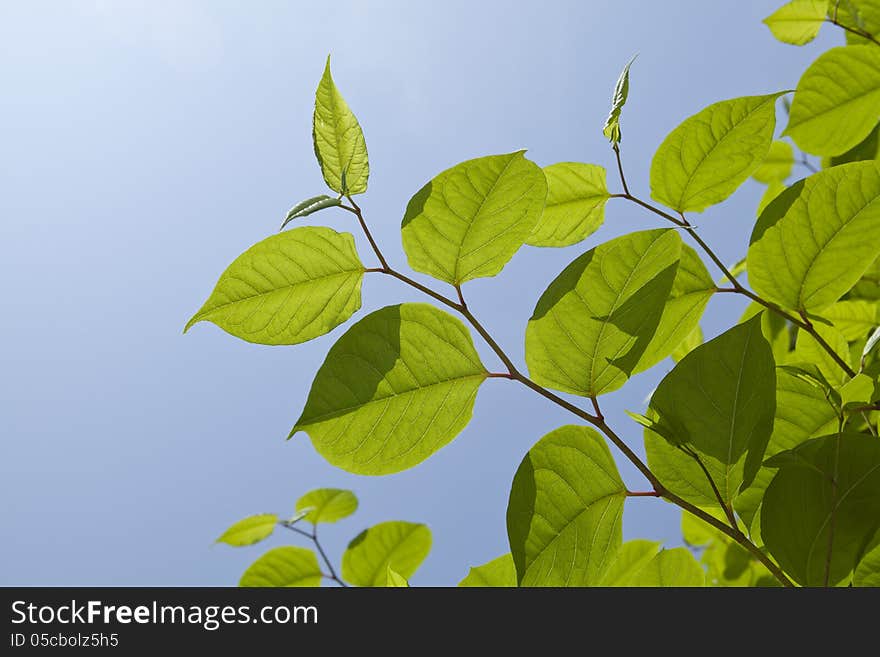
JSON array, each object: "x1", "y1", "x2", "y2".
[{"x1": 0, "y1": 1, "x2": 833, "y2": 585}]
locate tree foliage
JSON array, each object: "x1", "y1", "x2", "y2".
[{"x1": 195, "y1": 3, "x2": 880, "y2": 587}]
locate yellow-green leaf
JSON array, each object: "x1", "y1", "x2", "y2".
[
  {"x1": 527, "y1": 163, "x2": 609, "y2": 247},
  {"x1": 239, "y1": 547, "x2": 322, "y2": 587},
  {"x1": 291, "y1": 303, "x2": 487, "y2": 475},
  {"x1": 763, "y1": 0, "x2": 829, "y2": 45},
  {"x1": 185, "y1": 227, "x2": 364, "y2": 345},
  {"x1": 401, "y1": 151, "x2": 547, "y2": 284},
  {"x1": 650, "y1": 93, "x2": 783, "y2": 213},
  {"x1": 752, "y1": 141, "x2": 795, "y2": 183},
  {"x1": 313, "y1": 56, "x2": 369, "y2": 195},
  {"x1": 785, "y1": 46, "x2": 880, "y2": 156},
  {"x1": 216, "y1": 514, "x2": 278, "y2": 547},
  {"x1": 342, "y1": 521, "x2": 431, "y2": 587},
  {"x1": 295, "y1": 489, "x2": 358, "y2": 524}
]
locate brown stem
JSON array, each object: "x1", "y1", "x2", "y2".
[
  {"x1": 351, "y1": 199, "x2": 794, "y2": 587},
  {"x1": 610, "y1": 188, "x2": 855, "y2": 378}
]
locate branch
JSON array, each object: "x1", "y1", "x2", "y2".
[
  {"x1": 350, "y1": 201, "x2": 794, "y2": 587},
  {"x1": 281, "y1": 522, "x2": 348, "y2": 587},
  {"x1": 826, "y1": 16, "x2": 880, "y2": 47},
  {"x1": 609, "y1": 151, "x2": 856, "y2": 379}
]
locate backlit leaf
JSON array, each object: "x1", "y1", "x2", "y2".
[
  {"x1": 526, "y1": 229, "x2": 681, "y2": 397},
  {"x1": 785, "y1": 46, "x2": 880, "y2": 156},
  {"x1": 291, "y1": 303, "x2": 487, "y2": 475},
  {"x1": 458, "y1": 554, "x2": 517, "y2": 587},
  {"x1": 185, "y1": 227, "x2": 364, "y2": 345},
  {"x1": 342, "y1": 521, "x2": 431, "y2": 587},
  {"x1": 401, "y1": 151, "x2": 547, "y2": 284},
  {"x1": 507, "y1": 426, "x2": 626, "y2": 586},
  {"x1": 216, "y1": 514, "x2": 278, "y2": 547},
  {"x1": 527, "y1": 163, "x2": 609, "y2": 247},
  {"x1": 239, "y1": 547, "x2": 322, "y2": 587},
  {"x1": 295, "y1": 489, "x2": 358, "y2": 524},
  {"x1": 650, "y1": 93, "x2": 783, "y2": 212},
  {"x1": 763, "y1": 0, "x2": 829, "y2": 45},
  {"x1": 748, "y1": 162, "x2": 880, "y2": 313},
  {"x1": 313, "y1": 56, "x2": 369, "y2": 195}
]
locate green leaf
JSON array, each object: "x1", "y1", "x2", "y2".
[
  {"x1": 596, "y1": 540, "x2": 661, "y2": 586},
  {"x1": 734, "y1": 367, "x2": 839, "y2": 532},
  {"x1": 624, "y1": 548, "x2": 706, "y2": 587},
  {"x1": 634, "y1": 244, "x2": 715, "y2": 373},
  {"x1": 525, "y1": 229, "x2": 681, "y2": 397},
  {"x1": 401, "y1": 151, "x2": 547, "y2": 284},
  {"x1": 645, "y1": 316, "x2": 777, "y2": 506},
  {"x1": 313, "y1": 56, "x2": 369, "y2": 195},
  {"x1": 239, "y1": 547, "x2": 322, "y2": 587},
  {"x1": 849, "y1": 255, "x2": 880, "y2": 301},
  {"x1": 840, "y1": 373, "x2": 875, "y2": 407},
  {"x1": 342, "y1": 521, "x2": 431, "y2": 587},
  {"x1": 854, "y1": 532, "x2": 880, "y2": 586},
  {"x1": 291, "y1": 303, "x2": 487, "y2": 475},
  {"x1": 216, "y1": 514, "x2": 278, "y2": 547},
  {"x1": 740, "y1": 305, "x2": 790, "y2": 365},
  {"x1": 834, "y1": 0, "x2": 880, "y2": 47},
  {"x1": 748, "y1": 162, "x2": 880, "y2": 313},
  {"x1": 682, "y1": 510, "x2": 777, "y2": 586},
  {"x1": 281, "y1": 195, "x2": 342, "y2": 230},
  {"x1": 752, "y1": 179, "x2": 805, "y2": 244},
  {"x1": 650, "y1": 93, "x2": 783, "y2": 213},
  {"x1": 295, "y1": 489, "x2": 358, "y2": 524},
  {"x1": 820, "y1": 300, "x2": 879, "y2": 341},
  {"x1": 829, "y1": 123, "x2": 879, "y2": 167},
  {"x1": 185, "y1": 227, "x2": 364, "y2": 345},
  {"x1": 761, "y1": 434, "x2": 880, "y2": 586},
  {"x1": 507, "y1": 425, "x2": 626, "y2": 586},
  {"x1": 603, "y1": 55, "x2": 636, "y2": 144},
  {"x1": 763, "y1": 0, "x2": 829, "y2": 45},
  {"x1": 526, "y1": 163, "x2": 609, "y2": 247},
  {"x1": 671, "y1": 325, "x2": 703, "y2": 363},
  {"x1": 457, "y1": 554, "x2": 517, "y2": 587},
  {"x1": 785, "y1": 46, "x2": 880, "y2": 156},
  {"x1": 752, "y1": 141, "x2": 795, "y2": 184},
  {"x1": 757, "y1": 181, "x2": 786, "y2": 216},
  {"x1": 793, "y1": 323, "x2": 852, "y2": 386},
  {"x1": 385, "y1": 565, "x2": 409, "y2": 587}
]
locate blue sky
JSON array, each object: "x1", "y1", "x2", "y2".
[{"x1": 0, "y1": 1, "x2": 837, "y2": 585}]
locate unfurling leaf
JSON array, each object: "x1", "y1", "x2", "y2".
[
  {"x1": 785, "y1": 46, "x2": 880, "y2": 156},
  {"x1": 239, "y1": 547, "x2": 322, "y2": 587},
  {"x1": 185, "y1": 227, "x2": 364, "y2": 345},
  {"x1": 748, "y1": 162, "x2": 880, "y2": 313},
  {"x1": 763, "y1": 0, "x2": 829, "y2": 45},
  {"x1": 216, "y1": 514, "x2": 278, "y2": 547},
  {"x1": 507, "y1": 426, "x2": 626, "y2": 586},
  {"x1": 313, "y1": 56, "x2": 369, "y2": 195},
  {"x1": 401, "y1": 151, "x2": 547, "y2": 284},
  {"x1": 527, "y1": 163, "x2": 609, "y2": 247},
  {"x1": 291, "y1": 303, "x2": 487, "y2": 475},
  {"x1": 650, "y1": 93, "x2": 784, "y2": 213},
  {"x1": 458, "y1": 554, "x2": 517, "y2": 587},
  {"x1": 281, "y1": 195, "x2": 342, "y2": 230},
  {"x1": 603, "y1": 55, "x2": 636, "y2": 145},
  {"x1": 295, "y1": 489, "x2": 358, "y2": 524},
  {"x1": 342, "y1": 521, "x2": 431, "y2": 586},
  {"x1": 526, "y1": 229, "x2": 681, "y2": 397}
]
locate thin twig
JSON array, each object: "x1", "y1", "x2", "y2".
[
  {"x1": 281, "y1": 523, "x2": 348, "y2": 587},
  {"x1": 347, "y1": 198, "x2": 794, "y2": 587}
]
